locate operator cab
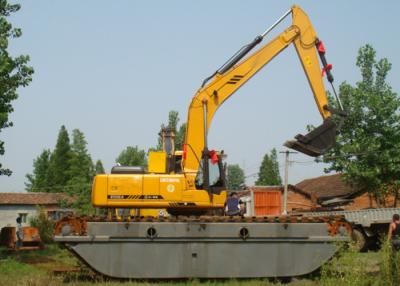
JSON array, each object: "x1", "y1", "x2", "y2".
[{"x1": 195, "y1": 150, "x2": 226, "y2": 194}]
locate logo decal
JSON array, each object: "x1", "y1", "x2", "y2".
[{"x1": 167, "y1": 184, "x2": 175, "y2": 193}]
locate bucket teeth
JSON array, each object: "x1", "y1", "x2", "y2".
[{"x1": 284, "y1": 118, "x2": 338, "y2": 157}]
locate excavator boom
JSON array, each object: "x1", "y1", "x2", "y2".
[{"x1": 183, "y1": 5, "x2": 344, "y2": 173}]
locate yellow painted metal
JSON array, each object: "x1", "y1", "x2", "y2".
[
  {"x1": 143, "y1": 175, "x2": 160, "y2": 196},
  {"x1": 108, "y1": 174, "x2": 143, "y2": 196},
  {"x1": 183, "y1": 5, "x2": 331, "y2": 173},
  {"x1": 139, "y1": 208, "x2": 168, "y2": 217},
  {"x1": 148, "y1": 151, "x2": 167, "y2": 173},
  {"x1": 111, "y1": 208, "x2": 169, "y2": 219},
  {"x1": 92, "y1": 175, "x2": 108, "y2": 207},
  {"x1": 92, "y1": 173, "x2": 225, "y2": 209},
  {"x1": 159, "y1": 175, "x2": 183, "y2": 201}
]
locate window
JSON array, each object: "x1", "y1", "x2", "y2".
[
  {"x1": 195, "y1": 158, "x2": 225, "y2": 189},
  {"x1": 209, "y1": 161, "x2": 221, "y2": 186},
  {"x1": 47, "y1": 211, "x2": 58, "y2": 220},
  {"x1": 18, "y1": 213, "x2": 28, "y2": 223},
  {"x1": 47, "y1": 210, "x2": 73, "y2": 221}
]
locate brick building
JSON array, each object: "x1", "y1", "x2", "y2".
[
  {"x1": 248, "y1": 173, "x2": 399, "y2": 214},
  {"x1": 0, "y1": 192, "x2": 74, "y2": 228},
  {"x1": 289, "y1": 173, "x2": 398, "y2": 211}
]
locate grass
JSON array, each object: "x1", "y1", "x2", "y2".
[
  {"x1": 0, "y1": 256, "x2": 63, "y2": 286},
  {"x1": 0, "y1": 242, "x2": 399, "y2": 286}
]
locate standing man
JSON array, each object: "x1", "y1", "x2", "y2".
[
  {"x1": 388, "y1": 214, "x2": 400, "y2": 251},
  {"x1": 388, "y1": 214, "x2": 400, "y2": 283},
  {"x1": 16, "y1": 217, "x2": 24, "y2": 249}
]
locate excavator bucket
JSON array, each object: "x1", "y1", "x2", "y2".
[{"x1": 284, "y1": 118, "x2": 338, "y2": 157}]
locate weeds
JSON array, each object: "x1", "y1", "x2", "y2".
[
  {"x1": 0, "y1": 257, "x2": 63, "y2": 286},
  {"x1": 319, "y1": 243, "x2": 375, "y2": 286},
  {"x1": 378, "y1": 238, "x2": 400, "y2": 286},
  {"x1": 29, "y1": 206, "x2": 55, "y2": 243}
]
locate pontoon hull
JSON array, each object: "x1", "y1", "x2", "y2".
[{"x1": 55, "y1": 220, "x2": 348, "y2": 278}]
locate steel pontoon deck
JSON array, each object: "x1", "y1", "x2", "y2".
[{"x1": 54, "y1": 215, "x2": 350, "y2": 278}]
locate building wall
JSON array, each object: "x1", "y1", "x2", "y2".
[
  {"x1": 286, "y1": 191, "x2": 397, "y2": 212},
  {"x1": 0, "y1": 205, "x2": 38, "y2": 228},
  {"x1": 247, "y1": 189, "x2": 314, "y2": 213},
  {"x1": 287, "y1": 191, "x2": 314, "y2": 212},
  {"x1": 0, "y1": 204, "x2": 69, "y2": 229},
  {"x1": 343, "y1": 193, "x2": 397, "y2": 211}
]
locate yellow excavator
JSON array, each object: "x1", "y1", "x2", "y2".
[
  {"x1": 54, "y1": 6, "x2": 350, "y2": 279},
  {"x1": 91, "y1": 5, "x2": 345, "y2": 215}
]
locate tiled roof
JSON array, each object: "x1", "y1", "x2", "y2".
[
  {"x1": 295, "y1": 173, "x2": 357, "y2": 200},
  {"x1": 0, "y1": 192, "x2": 75, "y2": 205}
]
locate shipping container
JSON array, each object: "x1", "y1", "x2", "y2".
[{"x1": 253, "y1": 189, "x2": 282, "y2": 216}]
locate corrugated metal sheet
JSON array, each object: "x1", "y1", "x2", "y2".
[
  {"x1": 254, "y1": 191, "x2": 281, "y2": 216},
  {"x1": 299, "y1": 207, "x2": 400, "y2": 227}
]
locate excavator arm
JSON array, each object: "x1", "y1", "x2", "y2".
[
  {"x1": 89, "y1": 5, "x2": 345, "y2": 212},
  {"x1": 183, "y1": 5, "x2": 345, "y2": 173}
]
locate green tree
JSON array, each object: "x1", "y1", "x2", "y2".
[
  {"x1": 25, "y1": 149, "x2": 51, "y2": 192},
  {"x1": 0, "y1": 1, "x2": 34, "y2": 175},
  {"x1": 65, "y1": 176, "x2": 94, "y2": 215},
  {"x1": 156, "y1": 110, "x2": 186, "y2": 151},
  {"x1": 26, "y1": 126, "x2": 98, "y2": 214},
  {"x1": 68, "y1": 129, "x2": 94, "y2": 180},
  {"x1": 176, "y1": 122, "x2": 186, "y2": 151},
  {"x1": 49, "y1": 125, "x2": 72, "y2": 189},
  {"x1": 95, "y1": 159, "x2": 105, "y2": 174},
  {"x1": 323, "y1": 44, "x2": 400, "y2": 206},
  {"x1": 66, "y1": 129, "x2": 95, "y2": 214},
  {"x1": 116, "y1": 146, "x2": 146, "y2": 166},
  {"x1": 256, "y1": 148, "x2": 282, "y2": 186},
  {"x1": 227, "y1": 164, "x2": 245, "y2": 190}
]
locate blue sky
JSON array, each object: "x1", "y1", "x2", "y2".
[{"x1": 1, "y1": 1, "x2": 399, "y2": 192}]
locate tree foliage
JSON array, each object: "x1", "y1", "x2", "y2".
[
  {"x1": 0, "y1": 0, "x2": 34, "y2": 175},
  {"x1": 25, "y1": 149, "x2": 51, "y2": 192},
  {"x1": 323, "y1": 44, "x2": 400, "y2": 205},
  {"x1": 116, "y1": 146, "x2": 146, "y2": 166},
  {"x1": 256, "y1": 148, "x2": 282, "y2": 186},
  {"x1": 68, "y1": 129, "x2": 94, "y2": 180},
  {"x1": 49, "y1": 125, "x2": 72, "y2": 188},
  {"x1": 65, "y1": 176, "x2": 93, "y2": 215},
  {"x1": 29, "y1": 206, "x2": 54, "y2": 244},
  {"x1": 176, "y1": 122, "x2": 186, "y2": 151},
  {"x1": 156, "y1": 110, "x2": 186, "y2": 151},
  {"x1": 226, "y1": 164, "x2": 245, "y2": 190},
  {"x1": 26, "y1": 126, "x2": 101, "y2": 214},
  {"x1": 95, "y1": 159, "x2": 105, "y2": 174}
]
